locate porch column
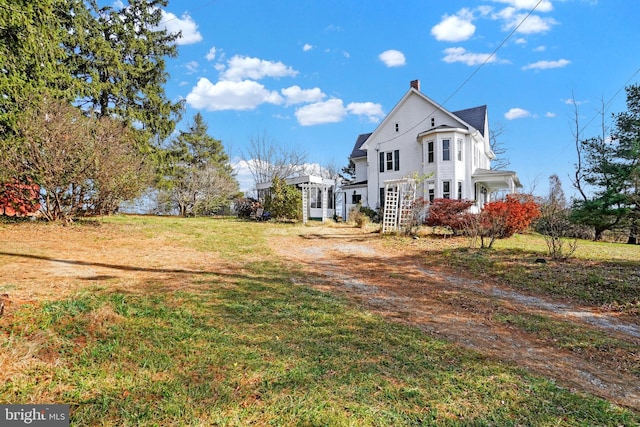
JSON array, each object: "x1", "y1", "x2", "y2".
[
  {"x1": 301, "y1": 184, "x2": 309, "y2": 224},
  {"x1": 321, "y1": 186, "x2": 328, "y2": 223}
]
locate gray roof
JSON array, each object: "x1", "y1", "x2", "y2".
[
  {"x1": 452, "y1": 105, "x2": 487, "y2": 137},
  {"x1": 349, "y1": 132, "x2": 371, "y2": 159}
]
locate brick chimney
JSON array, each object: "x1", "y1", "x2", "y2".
[{"x1": 410, "y1": 79, "x2": 420, "y2": 91}]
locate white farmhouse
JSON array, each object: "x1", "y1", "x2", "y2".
[{"x1": 342, "y1": 80, "x2": 521, "y2": 220}]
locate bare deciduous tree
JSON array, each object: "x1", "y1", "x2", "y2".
[
  {"x1": 569, "y1": 95, "x2": 588, "y2": 201},
  {"x1": 243, "y1": 131, "x2": 308, "y2": 185},
  {"x1": 536, "y1": 175, "x2": 578, "y2": 259},
  {"x1": 167, "y1": 164, "x2": 239, "y2": 217},
  {"x1": 489, "y1": 122, "x2": 510, "y2": 170}
]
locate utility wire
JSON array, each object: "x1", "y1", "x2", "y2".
[
  {"x1": 558, "y1": 65, "x2": 640, "y2": 155},
  {"x1": 580, "y1": 66, "x2": 640, "y2": 136}
]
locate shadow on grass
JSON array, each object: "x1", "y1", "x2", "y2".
[{"x1": 0, "y1": 251, "x2": 219, "y2": 275}]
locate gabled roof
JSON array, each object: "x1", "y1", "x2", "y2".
[
  {"x1": 452, "y1": 105, "x2": 487, "y2": 137},
  {"x1": 349, "y1": 132, "x2": 371, "y2": 158}
]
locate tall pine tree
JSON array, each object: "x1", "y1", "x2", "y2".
[
  {"x1": 612, "y1": 84, "x2": 640, "y2": 244},
  {"x1": 62, "y1": 0, "x2": 184, "y2": 145},
  {"x1": 571, "y1": 84, "x2": 640, "y2": 242},
  {"x1": 0, "y1": 0, "x2": 74, "y2": 135},
  {"x1": 162, "y1": 113, "x2": 239, "y2": 216}
]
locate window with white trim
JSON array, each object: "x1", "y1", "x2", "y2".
[
  {"x1": 457, "y1": 138, "x2": 463, "y2": 161},
  {"x1": 379, "y1": 150, "x2": 400, "y2": 172},
  {"x1": 310, "y1": 187, "x2": 322, "y2": 209},
  {"x1": 442, "y1": 139, "x2": 450, "y2": 161},
  {"x1": 427, "y1": 141, "x2": 434, "y2": 163}
]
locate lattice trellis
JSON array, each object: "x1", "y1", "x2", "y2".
[{"x1": 381, "y1": 179, "x2": 416, "y2": 233}]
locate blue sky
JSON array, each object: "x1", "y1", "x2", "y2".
[{"x1": 138, "y1": 0, "x2": 637, "y2": 197}]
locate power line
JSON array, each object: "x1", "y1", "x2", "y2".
[
  {"x1": 558, "y1": 66, "x2": 640, "y2": 155},
  {"x1": 579, "y1": 66, "x2": 640, "y2": 136},
  {"x1": 374, "y1": 0, "x2": 546, "y2": 148}
]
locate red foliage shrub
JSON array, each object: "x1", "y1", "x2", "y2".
[
  {"x1": 424, "y1": 198, "x2": 475, "y2": 235},
  {"x1": 0, "y1": 178, "x2": 41, "y2": 217},
  {"x1": 477, "y1": 194, "x2": 540, "y2": 246}
]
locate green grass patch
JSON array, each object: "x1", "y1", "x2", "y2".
[
  {"x1": 494, "y1": 312, "x2": 640, "y2": 375},
  {"x1": 422, "y1": 233, "x2": 640, "y2": 314},
  {"x1": 1, "y1": 217, "x2": 638, "y2": 425}
]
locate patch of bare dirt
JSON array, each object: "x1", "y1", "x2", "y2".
[{"x1": 270, "y1": 225, "x2": 640, "y2": 412}]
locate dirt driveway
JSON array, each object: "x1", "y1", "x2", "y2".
[{"x1": 269, "y1": 225, "x2": 640, "y2": 412}]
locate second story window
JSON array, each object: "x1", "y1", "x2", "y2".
[
  {"x1": 442, "y1": 139, "x2": 450, "y2": 161},
  {"x1": 427, "y1": 141, "x2": 434, "y2": 163},
  {"x1": 457, "y1": 139, "x2": 463, "y2": 161},
  {"x1": 379, "y1": 150, "x2": 400, "y2": 172},
  {"x1": 394, "y1": 122, "x2": 399, "y2": 133}
]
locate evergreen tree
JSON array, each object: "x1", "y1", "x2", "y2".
[
  {"x1": 62, "y1": 0, "x2": 184, "y2": 145},
  {"x1": 571, "y1": 85, "x2": 640, "y2": 242},
  {"x1": 172, "y1": 113, "x2": 234, "y2": 176},
  {"x1": 264, "y1": 177, "x2": 302, "y2": 221},
  {"x1": 612, "y1": 84, "x2": 640, "y2": 244},
  {"x1": 162, "y1": 113, "x2": 239, "y2": 216},
  {"x1": 340, "y1": 159, "x2": 356, "y2": 182},
  {"x1": 0, "y1": 0, "x2": 74, "y2": 135}
]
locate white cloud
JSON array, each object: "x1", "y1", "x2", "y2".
[
  {"x1": 232, "y1": 158, "x2": 256, "y2": 194},
  {"x1": 186, "y1": 78, "x2": 284, "y2": 111},
  {"x1": 220, "y1": 55, "x2": 298, "y2": 82},
  {"x1": 378, "y1": 50, "x2": 406, "y2": 67},
  {"x1": 545, "y1": 112, "x2": 556, "y2": 118},
  {"x1": 205, "y1": 47, "x2": 217, "y2": 61},
  {"x1": 492, "y1": 0, "x2": 553, "y2": 13},
  {"x1": 533, "y1": 45, "x2": 546, "y2": 52},
  {"x1": 515, "y1": 37, "x2": 527, "y2": 44},
  {"x1": 564, "y1": 98, "x2": 586, "y2": 106},
  {"x1": 504, "y1": 107, "x2": 531, "y2": 120},
  {"x1": 347, "y1": 102, "x2": 385, "y2": 123},
  {"x1": 522, "y1": 58, "x2": 570, "y2": 70},
  {"x1": 295, "y1": 99, "x2": 347, "y2": 126},
  {"x1": 517, "y1": 14, "x2": 557, "y2": 34},
  {"x1": 303, "y1": 43, "x2": 313, "y2": 52},
  {"x1": 281, "y1": 85, "x2": 326, "y2": 106},
  {"x1": 497, "y1": 11, "x2": 557, "y2": 34},
  {"x1": 185, "y1": 61, "x2": 199, "y2": 74},
  {"x1": 442, "y1": 47, "x2": 500, "y2": 66},
  {"x1": 431, "y1": 8, "x2": 476, "y2": 42},
  {"x1": 112, "y1": 0, "x2": 124, "y2": 8},
  {"x1": 160, "y1": 11, "x2": 203, "y2": 45}
]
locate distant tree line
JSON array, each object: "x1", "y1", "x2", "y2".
[{"x1": 0, "y1": 0, "x2": 238, "y2": 221}]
